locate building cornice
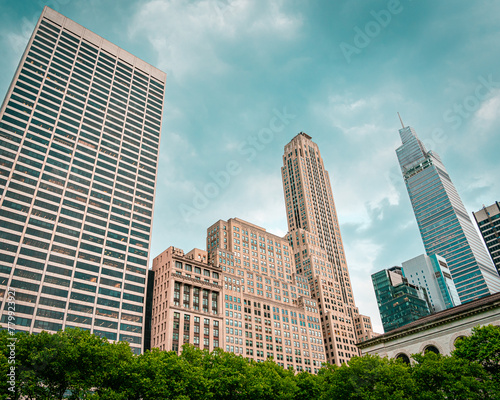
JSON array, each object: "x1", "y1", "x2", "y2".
[
  {"x1": 171, "y1": 272, "x2": 222, "y2": 290},
  {"x1": 358, "y1": 294, "x2": 500, "y2": 349}
]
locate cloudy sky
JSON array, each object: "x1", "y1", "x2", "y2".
[{"x1": 2, "y1": 0, "x2": 499, "y2": 332}]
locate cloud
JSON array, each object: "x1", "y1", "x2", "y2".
[
  {"x1": 474, "y1": 89, "x2": 500, "y2": 128},
  {"x1": 6, "y1": 32, "x2": 29, "y2": 57},
  {"x1": 310, "y1": 93, "x2": 404, "y2": 230},
  {"x1": 128, "y1": 0, "x2": 303, "y2": 80}
]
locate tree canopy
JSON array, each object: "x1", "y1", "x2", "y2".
[{"x1": 1, "y1": 325, "x2": 499, "y2": 399}]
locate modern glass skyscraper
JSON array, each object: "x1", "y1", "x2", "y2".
[
  {"x1": 0, "y1": 7, "x2": 165, "y2": 354},
  {"x1": 372, "y1": 266, "x2": 430, "y2": 332},
  {"x1": 396, "y1": 126, "x2": 500, "y2": 304},
  {"x1": 402, "y1": 253, "x2": 461, "y2": 312},
  {"x1": 282, "y1": 132, "x2": 374, "y2": 365}
]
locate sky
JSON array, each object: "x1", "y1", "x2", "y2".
[{"x1": 1, "y1": 0, "x2": 500, "y2": 333}]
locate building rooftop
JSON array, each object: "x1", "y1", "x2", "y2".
[
  {"x1": 473, "y1": 201, "x2": 500, "y2": 223},
  {"x1": 42, "y1": 6, "x2": 166, "y2": 82},
  {"x1": 231, "y1": 218, "x2": 267, "y2": 231}
]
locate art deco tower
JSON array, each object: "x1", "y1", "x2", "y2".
[
  {"x1": 281, "y1": 132, "x2": 374, "y2": 365},
  {"x1": 396, "y1": 125, "x2": 500, "y2": 303},
  {"x1": 0, "y1": 7, "x2": 165, "y2": 354}
]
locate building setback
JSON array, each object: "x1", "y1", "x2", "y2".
[
  {"x1": 402, "y1": 254, "x2": 461, "y2": 312},
  {"x1": 208, "y1": 218, "x2": 326, "y2": 372},
  {"x1": 396, "y1": 125, "x2": 500, "y2": 303},
  {"x1": 473, "y1": 202, "x2": 500, "y2": 275},
  {"x1": 281, "y1": 133, "x2": 374, "y2": 365},
  {"x1": 0, "y1": 7, "x2": 165, "y2": 354}
]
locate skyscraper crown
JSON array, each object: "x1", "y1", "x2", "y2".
[{"x1": 396, "y1": 126, "x2": 429, "y2": 172}]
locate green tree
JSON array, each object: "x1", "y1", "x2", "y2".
[
  {"x1": 294, "y1": 370, "x2": 320, "y2": 400},
  {"x1": 246, "y1": 360, "x2": 297, "y2": 400},
  {"x1": 452, "y1": 325, "x2": 500, "y2": 380},
  {"x1": 411, "y1": 351, "x2": 498, "y2": 400},
  {"x1": 198, "y1": 346, "x2": 251, "y2": 399},
  {"x1": 4, "y1": 325, "x2": 500, "y2": 400},
  {"x1": 88, "y1": 334, "x2": 135, "y2": 400},
  {"x1": 129, "y1": 345, "x2": 209, "y2": 400},
  {"x1": 318, "y1": 355, "x2": 416, "y2": 400},
  {"x1": 11, "y1": 328, "x2": 133, "y2": 400}
]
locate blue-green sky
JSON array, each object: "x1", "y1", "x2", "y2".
[{"x1": 2, "y1": 0, "x2": 500, "y2": 332}]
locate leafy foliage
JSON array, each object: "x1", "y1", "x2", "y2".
[
  {"x1": 0, "y1": 325, "x2": 499, "y2": 399},
  {"x1": 411, "y1": 352, "x2": 498, "y2": 400},
  {"x1": 317, "y1": 355, "x2": 415, "y2": 400},
  {"x1": 452, "y1": 325, "x2": 500, "y2": 379}
]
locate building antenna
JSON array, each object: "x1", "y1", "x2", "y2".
[{"x1": 397, "y1": 112, "x2": 405, "y2": 129}]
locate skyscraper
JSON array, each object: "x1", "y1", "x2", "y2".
[
  {"x1": 473, "y1": 202, "x2": 500, "y2": 275},
  {"x1": 281, "y1": 132, "x2": 374, "y2": 365},
  {"x1": 396, "y1": 126, "x2": 500, "y2": 303},
  {"x1": 0, "y1": 7, "x2": 165, "y2": 354},
  {"x1": 402, "y1": 253, "x2": 461, "y2": 312},
  {"x1": 371, "y1": 266, "x2": 430, "y2": 332}
]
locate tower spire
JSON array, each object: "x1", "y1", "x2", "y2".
[{"x1": 397, "y1": 112, "x2": 405, "y2": 129}]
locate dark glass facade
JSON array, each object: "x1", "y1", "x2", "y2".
[{"x1": 372, "y1": 267, "x2": 430, "y2": 332}]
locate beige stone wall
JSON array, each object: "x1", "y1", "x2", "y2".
[
  {"x1": 360, "y1": 305, "x2": 500, "y2": 360},
  {"x1": 151, "y1": 247, "x2": 223, "y2": 352},
  {"x1": 206, "y1": 218, "x2": 327, "y2": 373}
]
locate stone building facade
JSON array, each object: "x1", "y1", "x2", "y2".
[{"x1": 358, "y1": 292, "x2": 500, "y2": 361}]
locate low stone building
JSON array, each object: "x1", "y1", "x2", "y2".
[{"x1": 358, "y1": 292, "x2": 500, "y2": 362}]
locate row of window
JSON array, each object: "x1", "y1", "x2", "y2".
[
  {"x1": 0, "y1": 213, "x2": 148, "y2": 264},
  {"x1": 0, "y1": 125, "x2": 157, "y2": 198},
  {"x1": 1, "y1": 317, "x2": 143, "y2": 352},
  {"x1": 7, "y1": 277, "x2": 144, "y2": 312},
  {"x1": 37, "y1": 20, "x2": 164, "y2": 101},
  {"x1": 0, "y1": 262, "x2": 145, "y2": 294},
  {"x1": 3, "y1": 110, "x2": 157, "y2": 184},
  {"x1": 15, "y1": 55, "x2": 161, "y2": 148}
]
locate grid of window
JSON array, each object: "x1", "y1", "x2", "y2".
[
  {"x1": 396, "y1": 127, "x2": 500, "y2": 303},
  {"x1": 0, "y1": 9, "x2": 165, "y2": 354}
]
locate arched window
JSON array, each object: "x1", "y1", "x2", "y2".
[
  {"x1": 395, "y1": 353, "x2": 410, "y2": 364},
  {"x1": 453, "y1": 336, "x2": 466, "y2": 347},
  {"x1": 424, "y1": 345, "x2": 440, "y2": 354}
]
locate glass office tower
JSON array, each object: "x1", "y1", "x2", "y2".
[
  {"x1": 402, "y1": 253, "x2": 461, "y2": 312},
  {"x1": 396, "y1": 126, "x2": 500, "y2": 303},
  {"x1": 0, "y1": 7, "x2": 166, "y2": 354},
  {"x1": 282, "y1": 132, "x2": 374, "y2": 365},
  {"x1": 372, "y1": 267, "x2": 430, "y2": 332}
]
